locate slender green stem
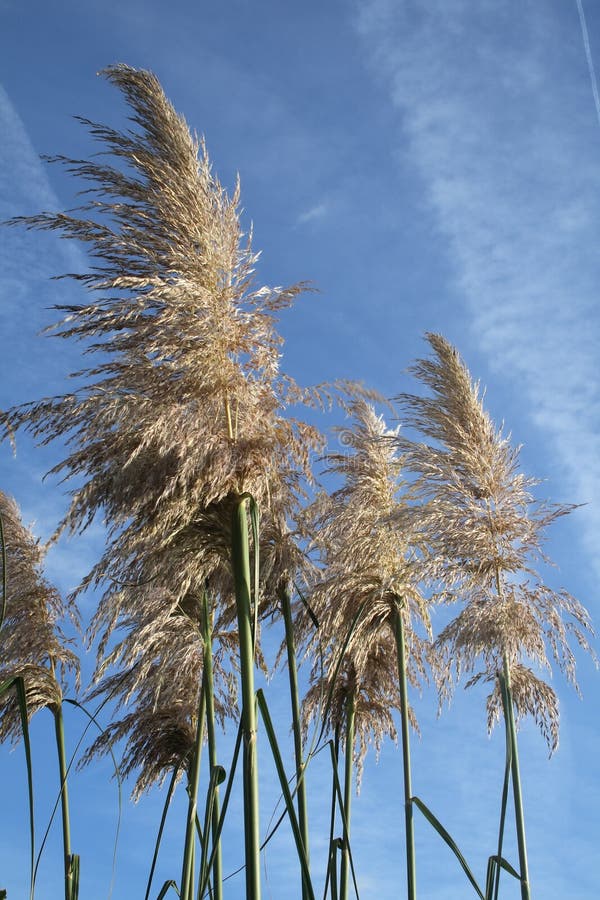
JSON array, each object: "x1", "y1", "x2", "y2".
[
  {"x1": 280, "y1": 585, "x2": 310, "y2": 900},
  {"x1": 339, "y1": 690, "x2": 355, "y2": 900},
  {"x1": 198, "y1": 726, "x2": 243, "y2": 899},
  {"x1": 394, "y1": 602, "x2": 416, "y2": 900},
  {"x1": 329, "y1": 841, "x2": 339, "y2": 900},
  {"x1": 53, "y1": 703, "x2": 73, "y2": 900},
  {"x1": 190, "y1": 840, "x2": 196, "y2": 900},
  {"x1": 323, "y1": 733, "x2": 340, "y2": 900},
  {"x1": 231, "y1": 496, "x2": 261, "y2": 900},
  {"x1": 145, "y1": 765, "x2": 181, "y2": 900},
  {"x1": 501, "y1": 668, "x2": 530, "y2": 900},
  {"x1": 492, "y1": 695, "x2": 512, "y2": 900},
  {"x1": 490, "y1": 539, "x2": 529, "y2": 900},
  {"x1": 202, "y1": 592, "x2": 222, "y2": 900},
  {"x1": 180, "y1": 681, "x2": 207, "y2": 900}
]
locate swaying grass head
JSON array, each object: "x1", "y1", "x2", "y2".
[
  {"x1": 0, "y1": 491, "x2": 78, "y2": 742},
  {"x1": 1, "y1": 66, "x2": 322, "y2": 789},
  {"x1": 2, "y1": 63, "x2": 319, "y2": 611},
  {"x1": 301, "y1": 399, "x2": 432, "y2": 776},
  {"x1": 397, "y1": 333, "x2": 595, "y2": 751},
  {"x1": 81, "y1": 585, "x2": 238, "y2": 798}
]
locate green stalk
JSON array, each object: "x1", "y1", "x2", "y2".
[
  {"x1": 280, "y1": 585, "x2": 310, "y2": 899},
  {"x1": 490, "y1": 540, "x2": 529, "y2": 900},
  {"x1": 500, "y1": 668, "x2": 530, "y2": 900},
  {"x1": 53, "y1": 702, "x2": 73, "y2": 900},
  {"x1": 393, "y1": 602, "x2": 416, "y2": 900},
  {"x1": 323, "y1": 733, "x2": 340, "y2": 900},
  {"x1": 202, "y1": 591, "x2": 222, "y2": 900},
  {"x1": 329, "y1": 841, "x2": 339, "y2": 900},
  {"x1": 231, "y1": 496, "x2": 261, "y2": 900},
  {"x1": 491, "y1": 695, "x2": 512, "y2": 900},
  {"x1": 180, "y1": 681, "x2": 207, "y2": 900},
  {"x1": 145, "y1": 765, "x2": 181, "y2": 900},
  {"x1": 339, "y1": 690, "x2": 355, "y2": 900}
]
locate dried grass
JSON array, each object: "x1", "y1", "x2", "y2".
[
  {"x1": 2, "y1": 64, "x2": 320, "y2": 789},
  {"x1": 0, "y1": 491, "x2": 78, "y2": 742},
  {"x1": 301, "y1": 399, "x2": 432, "y2": 780},
  {"x1": 397, "y1": 333, "x2": 595, "y2": 751}
]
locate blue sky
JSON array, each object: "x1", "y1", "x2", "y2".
[{"x1": 0, "y1": 1, "x2": 599, "y2": 897}]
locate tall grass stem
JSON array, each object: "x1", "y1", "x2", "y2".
[
  {"x1": 339, "y1": 691, "x2": 355, "y2": 900},
  {"x1": 281, "y1": 586, "x2": 310, "y2": 899},
  {"x1": 53, "y1": 704, "x2": 73, "y2": 900},
  {"x1": 180, "y1": 684, "x2": 207, "y2": 899},
  {"x1": 394, "y1": 603, "x2": 416, "y2": 900},
  {"x1": 231, "y1": 496, "x2": 261, "y2": 900},
  {"x1": 202, "y1": 591, "x2": 222, "y2": 900},
  {"x1": 500, "y1": 670, "x2": 530, "y2": 900}
]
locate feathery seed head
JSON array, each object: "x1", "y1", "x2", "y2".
[
  {"x1": 83, "y1": 586, "x2": 238, "y2": 798},
  {"x1": 398, "y1": 334, "x2": 595, "y2": 750},
  {"x1": 0, "y1": 491, "x2": 78, "y2": 743},
  {"x1": 2, "y1": 64, "x2": 320, "y2": 787},
  {"x1": 3, "y1": 63, "x2": 319, "y2": 582},
  {"x1": 301, "y1": 399, "x2": 432, "y2": 776}
]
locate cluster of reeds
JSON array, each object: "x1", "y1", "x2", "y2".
[{"x1": 0, "y1": 66, "x2": 595, "y2": 900}]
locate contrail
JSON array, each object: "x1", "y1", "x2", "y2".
[{"x1": 576, "y1": 0, "x2": 600, "y2": 128}]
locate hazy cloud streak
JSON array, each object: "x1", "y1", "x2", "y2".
[
  {"x1": 355, "y1": 0, "x2": 600, "y2": 573},
  {"x1": 576, "y1": 0, "x2": 600, "y2": 129}
]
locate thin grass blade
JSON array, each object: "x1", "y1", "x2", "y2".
[
  {"x1": 411, "y1": 797, "x2": 484, "y2": 899},
  {"x1": 315, "y1": 600, "x2": 367, "y2": 750},
  {"x1": 256, "y1": 689, "x2": 315, "y2": 900},
  {"x1": 198, "y1": 766, "x2": 226, "y2": 897},
  {"x1": 231, "y1": 495, "x2": 261, "y2": 900},
  {"x1": 156, "y1": 881, "x2": 181, "y2": 899},
  {"x1": 280, "y1": 585, "x2": 310, "y2": 900},
  {"x1": 180, "y1": 681, "x2": 207, "y2": 900},
  {"x1": 145, "y1": 765, "x2": 182, "y2": 900},
  {"x1": 328, "y1": 742, "x2": 360, "y2": 900},
  {"x1": 63, "y1": 699, "x2": 122, "y2": 900},
  {"x1": 322, "y1": 737, "x2": 339, "y2": 900},
  {"x1": 200, "y1": 726, "x2": 243, "y2": 896},
  {"x1": 293, "y1": 581, "x2": 320, "y2": 631}
]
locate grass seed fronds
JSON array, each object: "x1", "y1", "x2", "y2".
[{"x1": 396, "y1": 333, "x2": 595, "y2": 749}]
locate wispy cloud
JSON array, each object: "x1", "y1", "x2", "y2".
[
  {"x1": 0, "y1": 84, "x2": 100, "y2": 587},
  {"x1": 576, "y1": 0, "x2": 600, "y2": 129},
  {"x1": 354, "y1": 0, "x2": 600, "y2": 576},
  {"x1": 296, "y1": 201, "x2": 329, "y2": 225}
]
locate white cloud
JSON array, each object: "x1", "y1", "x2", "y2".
[
  {"x1": 354, "y1": 0, "x2": 600, "y2": 575},
  {"x1": 0, "y1": 84, "x2": 101, "y2": 585},
  {"x1": 296, "y1": 202, "x2": 329, "y2": 225}
]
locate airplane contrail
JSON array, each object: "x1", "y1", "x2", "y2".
[{"x1": 576, "y1": 0, "x2": 600, "y2": 129}]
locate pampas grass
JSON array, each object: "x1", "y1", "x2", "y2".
[{"x1": 397, "y1": 333, "x2": 596, "y2": 899}]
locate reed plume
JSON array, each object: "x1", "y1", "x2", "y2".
[
  {"x1": 81, "y1": 586, "x2": 238, "y2": 800},
  {"x1": 2, "y1": 63, "x2": 318, "y2": 619},
  {"x1": 301, "y1": 399, "x2": 432, "y2": 900},
  {"x1": 302, "y1": 400, "x2": 430, "y2": 760},
  {"x1": 397, "y1": 333, "x2": 594, "y2": 747},
  {"x1": 1, "y1": 63, "x2": 318, "y2": 721},
  {"x1": 2, "y1": 64, "x2": 320, "y2": 899},
  {"x1": 397, "y1": 333, "x2": 595, "y2": 899},
  {"x1": 0, "y1": 490, "x2": 78, "y2": 739},
  {"x1": 0, "y1": 490, "x2": 79, "y2": 900}
]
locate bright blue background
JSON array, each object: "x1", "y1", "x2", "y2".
[{"x1": 1, "y1": 2, "x2": 598, "y2": 897}]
